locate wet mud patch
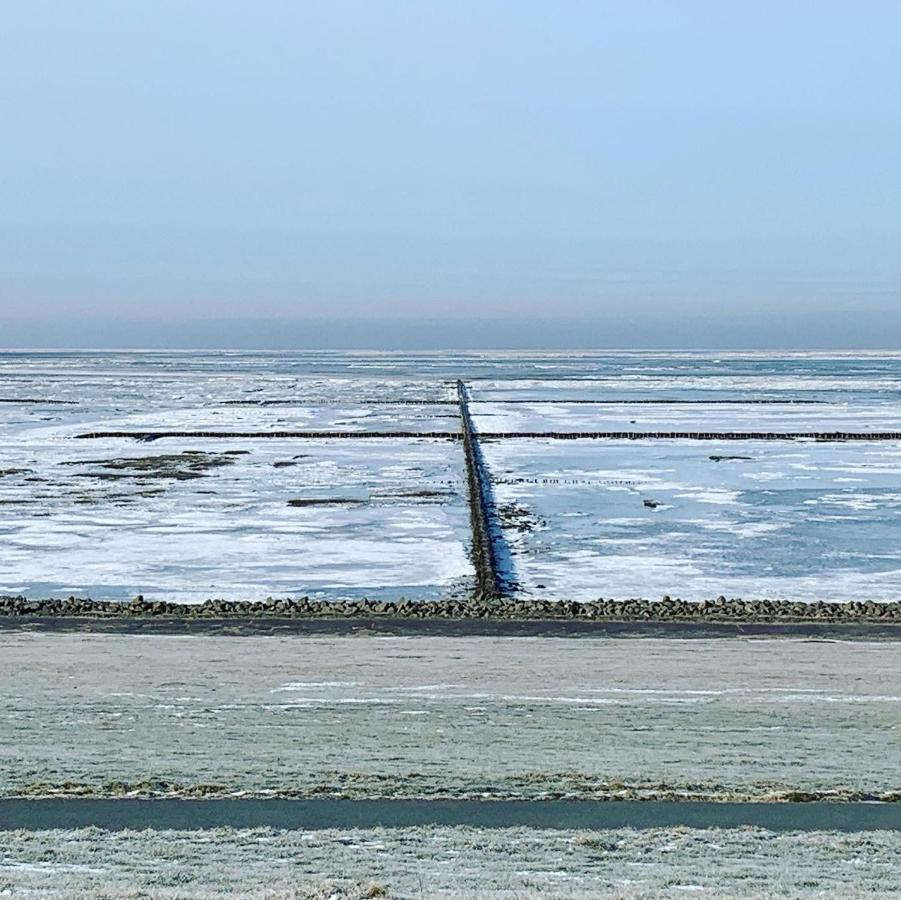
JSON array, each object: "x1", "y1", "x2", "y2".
[
  {"x1": 496, "y1": 501, "x2": 544, "y2": 533},
  {"x1": 48, "y1": 452, "x2": 240, "y2": 506},
  {"x1": 287, "y1": 498, "x2": 364, "y2": 508},
  {"x1": 66, "y1": 487, "x2": 168, "y2": 506},
  {"x1": 273, "y1": 455, "x2": 311, "y2": 468},
  {"x1": 62, "y1": 451, "x2": 238, "y2": 481},
  {"x1": 372, "y1": 489, "x2": 457, "y2": 503}
]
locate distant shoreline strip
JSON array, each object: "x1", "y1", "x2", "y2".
[
  {"x1": 1, "y1": 799, "x2": 898, "y2": 832},
  {"x1": 74, "y1": 430, "x2": 901, "y2": 441}
]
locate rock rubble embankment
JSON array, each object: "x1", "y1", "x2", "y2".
[{"x1": 1, "y1": 594, "x2": 900, "y2": 622}]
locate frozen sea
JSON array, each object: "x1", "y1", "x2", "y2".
[{"x1": 2, "y1": 350, "x2": 901, "y2": 603}]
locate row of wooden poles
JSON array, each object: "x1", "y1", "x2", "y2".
[
  {"x1": 457, "y1": 380, "x2": 504, "y2": 600},
  {"x1": 75, "y1": 430, "x2": 901, "y2": 441}
]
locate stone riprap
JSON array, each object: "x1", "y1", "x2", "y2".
[{"x1": 2, "y1": 594, "x2": 901, "y2": 622}]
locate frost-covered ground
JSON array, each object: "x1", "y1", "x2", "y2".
[
  {"x1": 482, "y1": 439, "x2": 901, "y2": 601},
  {"x1": 1, "y1": 825, "x2": 899, "y2": 898},
  {"x1": 4, "y1": 350, "x2": 901, "y2": 603},
  {"x1": 3, "y1": 635, "x2": 899, "y2": 799}
]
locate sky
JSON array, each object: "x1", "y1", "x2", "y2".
[{"x1": 2, "y1": 1, "x2": 900, "y2": 348}]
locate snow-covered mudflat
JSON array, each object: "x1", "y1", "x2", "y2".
[
  {"x1": 0, "y1": 353, "x2": 475, "y2": 602},
  {"x1": 0, "y1": 435, "x2": 472, "y2": 602},
  {"x1": 465, "y1": 349, "x2": 901, "y2": 402},
  {"x1": 5, "y1": 350, "x2": 901, "y2": 604},
  {"x1": 483, "y1": 439, "x2": 901, "y2": 601},
  {"x1": 470, "y1": 400, "x2": 901, "y2": 433},
  {"x1": 49, "y1": 401, "x2": 460, "y2": 435}
]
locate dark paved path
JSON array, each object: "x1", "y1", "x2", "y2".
[
  {"x1": 1, "y1": 616, "x2": 899, "y2": 638},
  {"x1": 2, "y1": 799, "x2": 898, "y2": 832}
]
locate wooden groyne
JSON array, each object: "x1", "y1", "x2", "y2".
[
  {"x1": 475, "y1": 399, "x2": 826, "y2": 405},
  {"x1": 480, "y1": 431, "x2": 901, "y2": 442},
  {"x1": 457, "y1": 380, "x2": 504, "y2": 599},
  {"x1": 74, "y1": 430, "x2": 901, "y2": 442},
  {"x1": 475, "y1": 431, "x2": 901, "y2": 441},
  {"x1": 74, "y1": 430, "x2": 462, "y2": 441},
  {"x1": 220, "y1": 399, "x2": 458, "y2": 406},
  {"x1": 0, "y1": 398, "x2": 77, "y2": 405}
]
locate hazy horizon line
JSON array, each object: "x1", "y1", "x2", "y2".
[
  {"x1": 4, "y1": 346, "x2": 901, "y2": 354},
  {"x1": 3, "y1": 311, "x2": 899, "y2": 351}
]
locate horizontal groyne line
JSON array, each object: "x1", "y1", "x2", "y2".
[
  {"x1": 216, "y1": 399, "x2": 826, "y2": 407},
  {"x1": 74, "y1": 430, "x2": 463, "y2": 440},
  {"x1": 481, "y1": 431, "x2": 901, "y2": 440},
  {"x1": 457, "y1": 380, "x2": 504, "y2": 598},
  {"x1": 74, "y1": 430, "x2": 901, "y2": 441},
  {"x1": 220, "y1": 399, "x2": 458, "y2": 406},
  {"x1": 0, "y1": 799, "x2": 897, "y2": 832},
  {"x1": 473, "y1": 398, "x2": 826, "y2": 405},
  {"x1": 0, "y1": 397, "x2": 77, "y2": 405}
]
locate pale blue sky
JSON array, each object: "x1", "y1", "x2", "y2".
[{"x1": 2, "y1": 1, "x2": 900, "y2": 347}]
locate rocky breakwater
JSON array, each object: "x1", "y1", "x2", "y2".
[{"x1": 1, "y1": 594, "x2": 901, "y2": 623}]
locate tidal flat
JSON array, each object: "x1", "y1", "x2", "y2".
[{"x1": 6, "y1": 350, "x2": 901, "y2": 606}]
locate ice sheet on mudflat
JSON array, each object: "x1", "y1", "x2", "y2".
[
  {"x1": 64, "y1": 403, "x2": 460, "y2": 434},
  {"x1": 466, "y1": 351, "x2": 901, "y2": 402},
  {"x1": 7, "y1": 350, "x2": 901, "y2": 605},
  {"x1": 7, "y1": 349, "x2": 901, "y2": 411},
  {"x1": 470, "y1": 401, "x2": 901, "y2": 433},
  {"x1": 482, "y1": 439, "x2": 901, "y2": 602},
  {"x1": 0, "y1": 368, "x2": 458, "y2": 438},
  {"x1": 0, "y1": 437, "x2": 472, "y2": 603},
  {"x1": 467, "y1": 375, "x2": 901, "y2": 403}
]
